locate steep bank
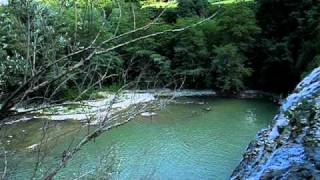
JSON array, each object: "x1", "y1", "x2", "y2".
[{"x1": 231, "y1": 67, "x2": 320, "y2": 179}]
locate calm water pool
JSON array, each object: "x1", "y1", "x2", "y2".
[{"x1": 0, "y1": 97, "x2": 277, "y2": 179}]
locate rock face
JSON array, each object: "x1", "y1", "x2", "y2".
[{"x1": 231, "y1": 67, "x2": 320, "y2": 179}]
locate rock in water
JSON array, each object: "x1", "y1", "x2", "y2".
[
  {"x1": 27, "y1": 144, "x2": 39, "y2": 151},
  {"x1": 141, "y1": 112, "x2": 157, "y2": 117},
  {"x1": 231, "y1": 67, "x2": 320, "y2": 179}
]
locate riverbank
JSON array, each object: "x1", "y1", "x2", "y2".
[
  {"x1": 2, "y1": 89, "x2": 279, "y2": 125},
  {"x1": 231, "y1": 67, "x2": 320, "y2": 179},
  {"x1": 3, "y1": 89, "x2": 216, "y2": 125}
]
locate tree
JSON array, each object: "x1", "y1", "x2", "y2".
[
  {"x1": 212, "y1": 44, "x2": 252, "y2": 93},
  {"x1": 254, "y1": 0, "x2": 320, "y2": 92},
  {"x1": 171, "y1": 18, "x2": 211, "y2": 88},
  {"x1": 212, "y1": 3, "x2": 261, "y2": 51},
  {"x1": 177, "y1": 0, "x2": 211, "y2": 17}
]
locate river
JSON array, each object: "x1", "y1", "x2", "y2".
[{"x1": 0, "y1": 97, "x2": 277, "y2": 179}]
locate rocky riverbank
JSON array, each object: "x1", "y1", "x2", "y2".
[
  {"x1": 2, "y1": 88, "x2": 279, "y2": 125},
  {"x1": 3, "y1": 90, "x2": 216, "y2": 125},
  {"x1": 231, "y1": 67, "x2": 320, "y2": 179}
]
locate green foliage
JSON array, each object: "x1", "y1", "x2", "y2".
[
  {"x1": 210, "y1": 0, "x2": 253, "y2": 5},
  {"x1": 141, "y1": 0, "x2": 177, "y2": 8},
  {"x1": 171, "y1": 18, "x2": 210, "y2": 88},
  {"x1": 162, "y1": 8, "x2": 179, "y2": 23},
  {"x1": 0, "y1": 53, "x2": 29, "y2": 90},
  {"x1": 0, "y1": 7, "x2": 30, "y2": 91},
  {"x1": 42, "y1": 0, "x2": 113, "y2": 9},
  {"x1": 62, "y1": 83, "x2": 122, "y2": 100},
  {"x1": 1, "y1": 0, "x2": 318, "y2": 103},
  {"x1": 212, "y1": 44, "x2": 252, "y2": 93},
  {"x1": 254, "y1": 0, "x2": 320, "y2": 92},
  {"x1": 122, "y1": 39, "x2": 172, "y2": 87},
  {"x1": 212, "y1": 3, "x2": 261, "y2": 50},
  {"x1": 177, "y1": 0, "x2": 211, "y2": 17}
]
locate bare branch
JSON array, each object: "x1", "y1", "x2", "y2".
[
  {"x1": 113, "y1": 0, "x2": 122, "y2": 36},
  {"x1": 95, "y1": 11, "x2": 220, "y2": 55},
  {"x1": 0, "y1": 141, "x2": 7, "y2": 180},
  {"x1": 43, "y1": 102, "x2": 154, "y2": 180}
]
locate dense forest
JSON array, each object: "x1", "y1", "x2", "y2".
[{"x1": 0, "y1": 0, "x2": 319, "y2": 112}]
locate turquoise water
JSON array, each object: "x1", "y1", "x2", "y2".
[{"x1": 0, "y1": 97, "x2": 277, "y2": 179}]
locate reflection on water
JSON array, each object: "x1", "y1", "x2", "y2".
[
  {"x1": 0, "y1": 97, "x2": 277, "y2": 180},
  {"x1": 246, "y1": 109, "x2": 257, "y2": 123}
]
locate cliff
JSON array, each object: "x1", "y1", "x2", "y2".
[{"x1": 231, "y1": 67, "x2": 320, "y2": 179}]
